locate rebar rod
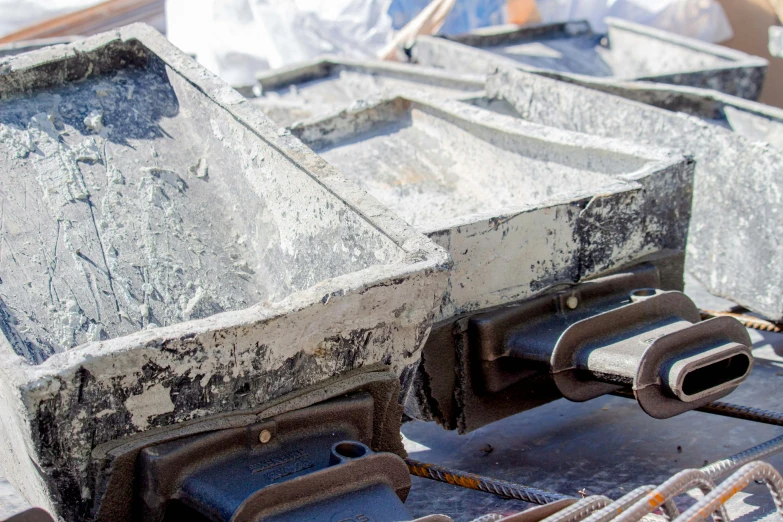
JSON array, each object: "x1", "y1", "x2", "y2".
[
  {"x1": 612, "y1": 469, "x2": 727, "y2": 522},
  {"x1": 610, "y1": 390, "x2": 783, "y2": 428},
  {"x1": 702, "y1": 434, "x2": 783, "y2": 479},
  {"x1": 674, "y1": 462, "x2": 783, "y2": 522},
  {"x1": 580, "y1": 485, "x2": 679, "y2": 522},
  {"x1": 539, "y1": 496, "x2": 612, "y2": 522},
  {"x1": 405, "y1": 458, "x2": 573, "y2": 505}
]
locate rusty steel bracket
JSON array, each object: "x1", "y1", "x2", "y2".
[
  {"x1": 469, "y1": 264, "x2": 752, "y2": 419},
  {"x1": 135, "y1": 393, "x2": 412, "y2": 522}
]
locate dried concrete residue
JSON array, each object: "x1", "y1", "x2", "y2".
[
  {"x1": 0, "y1": 57, "x2": 402, "y2": 363},
  {"x1": 411, "y1": 19, "x2": 766, "y2": 102},
  {"x1": 123, "y1": 382, "x2": 175, "y2": 430},
  {"x1": 294, "y1": 95, "x2": 691, "y2": 319},
  {"x1": 0, "y1": 26, "x2": 451, "y2": 522},
  {"x1": 487, "y1": 67, "x2": 783, "y2": 321},
  {"x1": 253, "y1": 63, "x2": 483, "y2": 127}
]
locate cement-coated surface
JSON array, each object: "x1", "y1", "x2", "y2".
[
  {"x1": 414, "y1": 18, "x2": 767, "y2": 100},
  {"x1": 0, "y1": 281, "x2": 779, "y2": 521},
  {"x1": 252, "y1": 58, "x2": 484, "y2": 127},
  {"x1": 0, "y1": 25, "x2": 450, "y2": 521},
  {"x1": 294, "y1": 94, "x2": 692, "y2": 322}
]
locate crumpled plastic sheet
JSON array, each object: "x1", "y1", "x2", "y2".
[
  {"x1": 166, "y1": 0, "x2": 395, "y2": 86},
  {"x1": 536, "y1": 0, "x2": 733, "y2": 43}
]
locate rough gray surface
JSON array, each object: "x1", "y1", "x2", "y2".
[
  {"x1": 412, "y1": 18, "x2": 767, "y2": 101},
  {"x1": 292, "y1": 93, "x2": 692, "y2": 321},
  {"x1": 252, "y1": 57, "x2": 484, "y2": 127},
  {"x1": 770, "y1": 26, "x2": 783, "y2": 59},
  {"x1": 0, "y1": 25, "x2": 450, "y2": 521},
  {"x1": 0, "y1": 53, "x2": 399, "y2": 363},
  {"x1": 481, "y1": 67, "x2": 783, "y2": 323},
  {"x1": 467, "y1": 71, "x2": 783, "y2": 150}
]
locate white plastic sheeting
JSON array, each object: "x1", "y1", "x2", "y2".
[
  {"x1": 536, "y1": 0, "x2": 733, "y2": 43},
  {"x1": 166, "y1": 0, "x2": 395, "y2": 86}
]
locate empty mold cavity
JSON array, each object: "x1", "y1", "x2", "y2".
[
  {"x1": 253, "y1": 59, "x2": 484, "y2": 126},
  {"x1": 446, "y1": 19, "x2": 738, "y2": 80},
  {"x1": 0, "y1": 49, "x2": 402, "y2": 363},
  {"x1": 296, "y1": 98, "x2": 647, "y2": 233}
]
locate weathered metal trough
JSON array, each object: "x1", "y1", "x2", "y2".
[
  {"x1": 411, "y1": 19, "x2": 768, "y2": 100},
  {"x1": 462, "y1": 66, "x2": 783, "y2": 323},
  {"x1": 0, "y1": 25, "x2": 450, "y2": 521},
  {"x1": 251, "y1": 57, "x2": 484, "y2": 127},
  {"x1": 292, "y1": 94, "x2": 753, "y2": 432}
]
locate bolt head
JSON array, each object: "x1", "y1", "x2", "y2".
[
  {"x1": 259, "y1": 429, "x2": 272, "y2": 444},
  {"x1": 566, "y1": 296, "x2": 578, "y2": 310}
]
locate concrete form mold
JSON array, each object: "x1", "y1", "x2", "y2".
[
  {"x1": 291, "y1": 93, "x2": 694, "y2": 322},
  {"x1": 411, "y1": 19, "x2": 768, "y2": 100},
  {"x1": 480, "y1": 66, "x2": 783, "y2": 322},
  {"x1": 252, "y1": 57, "x2": 485, "y2": 127},
  {"x1": 0, "y1": 24, "x2": 450, "y2": 520}
]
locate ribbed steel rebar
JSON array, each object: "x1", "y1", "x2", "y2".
[
  {"x1": 696, "y1": 401, "x2": 783, "y2": 427},
  {"x1": 610, "y1": 390, "x2": 783, "y2": 428},
  {"x1": 612, "y1": 469, "x2": 727, "y2": 522},
  {"x1": 674, "y1": 462, "x2": 783, "y2": 522},
  {"x1": 468, "y1": 515, "x2": 504, "y2": 522},
  {"x1": 405, "y1": 458, "x2": 573, "y2": 505},
  {"x1": 581, "y1": 486, "x2": 654, "y2": 522},
  {"x1": 702, "y1": 433, "x2": 783, "y2": 479},
  {"x1": 539, "y1": 496, "x2": 612, "y2": 522},
  {"x1": 700, "y1": 310, "x2": 782, "y2": 333}
]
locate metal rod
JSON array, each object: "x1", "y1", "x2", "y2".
[
  {"x1": 581, "y1": 486, "x2": 652, "y2": 522},
  {"x1": 581, "y1": 485, "x2": 679, "y2": 522},
  {"x1": 610, "y1": 390, "x2": 783, "y2": 428},
  {"x1": 612, "y1": 469, "x2": 727, "y2": 522},
  {"x1": 404, "y1": 458, "x2": 573, "y2": 505},
  {"x1": 700, "y1": 310, "x2": 782, "y2": 333},
  {"x1": 539, "y1": 496, "x2": 612, "y2": 522},
  {"x1": 702, "y1": 434, "x2": 783, "y2": 479},
  {"x1": 674, "y1": 462, "x2": 783, "y2": 522}
]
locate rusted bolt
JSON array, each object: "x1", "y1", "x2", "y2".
[
  {"x1": 259, "y1": 429, "x2": 272, "y2": 444},
  {"x1": 566, "y1": 296, "x2": 578, "y2": 310}
]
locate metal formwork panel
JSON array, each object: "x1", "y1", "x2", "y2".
[
  {"x1": 478, "y1": 66, "x2": 783, "y2": 321},
  {"x1": 252, "y1": 57, "x2": 485, "y2": 127},
  {"x1": 0, "y1": 25, "x2": 450, "y2": 520},
  {"x1": 291, "y1": 93, "x2": 692, "y2": 323},
  {"x1": 411, "y1": 19, "x2": 768, "y2": 100}
]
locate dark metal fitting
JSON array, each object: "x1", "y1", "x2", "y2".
[
  {"x1": 470, "y1": 265, "x2": 753, "y2": 418},
  {"x1": 135, "y1": 393, "x2": 412, "y2": 522}
]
